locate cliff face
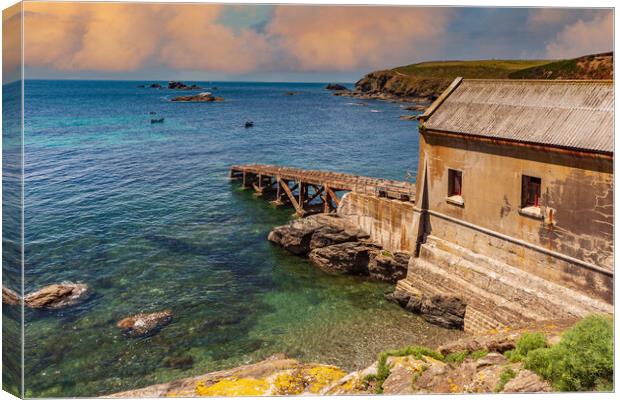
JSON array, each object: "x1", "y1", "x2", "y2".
[
  {"x1": 352, "y1": 52, "x2": 613, "y2": 102},
  {"x1": 355, "y1": 71, "x2": 450, "y2": 102}
]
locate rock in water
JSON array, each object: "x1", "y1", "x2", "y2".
[
  {"x1": 368, "y1": 251, "x2": 409, "y2": 282},
  {"x1": 325, "y1": 83, "x2": 348, "y2": 91},
  {"x1": 308, "y1": 242, "x2": 380, "y2": 275},
  {"x1": 163, "y1": 355, "x2": 194, "y2": 369},
  {"x1": 171, "y1": 92, "x2": 223, "y2": 102},
  {"x1": 24, "y1": 282, "x2": 88, "y2": 309},
  {"x1": 420, "y1": 295, "x2": 467, "y2": 329},
  {"x1": 268, "y1": 217, "x2": 325, "y2": 255},
  {"x1": 2, "y1": 286, "x2": 20, "y2": 306},
  {"x1": 117, "y1": 310, "x2": 173, "y2": 337}
]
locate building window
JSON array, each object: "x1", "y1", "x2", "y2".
[
  {"x1": 521, "y1": 175, "x2": 541, "y2": 208},
  {"x1": 446, "y1": 169, "x2": 464, "y2": 206},
  {"x1": 448, "y1": 169, "x2": 462, "y2": 197}
]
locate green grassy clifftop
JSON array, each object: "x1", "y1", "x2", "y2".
[{"x1": 353, "y1": 52, "x2": 613, "y2": 102}]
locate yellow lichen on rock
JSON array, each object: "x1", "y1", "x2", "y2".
[
  {"x1": 272, "y1": 370, "x2": 305, "y2": 395},
  {"x1": 195, "y1": 377, "x2": 270, "y2": 396},
  {"x1": 303, "y1": 365, "x2": 347, "y2": 393}
]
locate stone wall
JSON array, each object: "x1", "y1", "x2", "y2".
[
  {"x1": 338, "y1": 192, "x2": 417, "y2": 253},
  {"x1": 417, "y1": 131, "x2": 613, "y2": 275}
]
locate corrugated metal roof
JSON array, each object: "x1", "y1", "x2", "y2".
[{"x1": 422, "y1": 79, "x2": 614, "y2": 154}]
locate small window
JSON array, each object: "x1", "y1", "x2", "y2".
[
  {"x1": 522, "y1": 175, "x2": 541, "y2": 208},
  {"x1": 448, "y1": 169, "x2": 462, "y2": 197}
]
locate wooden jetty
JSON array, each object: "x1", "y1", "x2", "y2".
[{"x1": 229, "y1": 164, "x2": 416, "y2": 217}]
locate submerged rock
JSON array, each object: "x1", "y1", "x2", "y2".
[
  {"x1": 164, "y1": 355, "x2": 194, "y2": 370},
  {"x1": 117, "y1": 310, "x2": 173, "y2": 337},
  {"x1": 2, "y1": 286, "x2": 20, "y2": 306},
  {"x1": 24, "y1": 282, "x2": 88, "y2": 309},
  {"x1": 149, "y1": 83, "x2": 162, "y2": 89}
]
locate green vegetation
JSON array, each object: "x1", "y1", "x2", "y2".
[
  {"x1": 495, "y1": 367, "x2": 517, "y2": 392},
  {"x1": 381, "y1": 250, "x2": 393, "y2": 257},
  {"x1": 445, "y1": 351, "x2": 469, "y2": 364},
  {"x1": 506, "y1": 332, "x2": 548, "y2": 362},
  {"x1": 393, "y1": 59, "x2": 551, "y2": 79},
  {"x1": 524, "y1": 315, "x2": 613, "y2": 392},
  {"x1": 470, "y1": 350, "x2": 489, "y2": 360},
  {"x1": 363, "y1": 346, "x2": 444, "y2": 394}
]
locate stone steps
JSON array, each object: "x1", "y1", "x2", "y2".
[
  {"x1": 423, "y1": 235, "x2": 612, "y2": 316},
  {"x1": 406, "y1": 256, "x2": 536, "y2": 327},
  {"x1": 401, "y1": 235, "x2": 612, "y2": 331}
]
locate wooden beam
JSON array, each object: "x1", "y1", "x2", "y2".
[
  {"x1": 326, "y1": 187, "x2": 340, "y2": 208},
  {"x1": 306, "y1": 187, "x2": 324, "y2": 204},
  {"x1": 278, "y1": 178, "x2": 304, "y2": 216},
  {"x1": 322, "y1": 185, "x2": 331, "y2": 213}
]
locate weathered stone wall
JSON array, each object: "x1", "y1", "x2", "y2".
[
  {"x1": 338, "y1": 192, "x2": 417, "y2": 253},
  {"x1": 417, "y1": 132, "x2": 613, "y2": 274}
]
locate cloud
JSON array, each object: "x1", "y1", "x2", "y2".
[
  {"x1": 544, "y1": 11, "x2": 613, "y2": 58},
  {"x1": 23, "y1": 2, "x2": 270, "y2": 73},
  {"x1": 266, "y1": 6, "x2": 454, "y2": 71},
  {"x1": 3, "y1": 3, "x2": 22, "y2": 83}
]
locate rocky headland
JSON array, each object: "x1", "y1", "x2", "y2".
[{"x1": 333, "y1": 52, "x2": 613, "y2": 106}]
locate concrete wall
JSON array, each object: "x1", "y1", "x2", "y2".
[
  {"x1": 416, "y1": 132, "x2": 613, "y2": 302},
  {"x1": 338, "y1": 192, "x2": 417, "y2": 253}
]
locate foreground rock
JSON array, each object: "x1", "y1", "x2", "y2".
[
  {"x1": 24, "y1": 282, "x2": 88, "y2": 309},
  {"x1": 2, "y1": 286, "x2": 20, "y2": 306},
  {"x1": 117, "y1": 310, "x2": 173, "y2": 337},
  {"x1": 171, "y1": 92, "x2": 224, "y2": 102},
  {"x1": 106, "y1": 354, "x2": 347, "y2": 397},
  {"x1": 385, "y1": 289, "x2": 466, "y2": 329},
  {"x1": 325, "y1": 83, "x2": 348, "y2": 91}
]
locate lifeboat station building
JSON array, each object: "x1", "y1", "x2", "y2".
[{"x1": 396, "y1": 78, "x2": 613, "y2": 332}]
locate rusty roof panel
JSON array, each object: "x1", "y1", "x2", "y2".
[{"x1": 423, "y1": 79, "x2": 614, "y2": 154}]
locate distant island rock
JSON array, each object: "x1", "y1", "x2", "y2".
[
  {"x1": 171, "y1": 92, "x2": 224, "y2": 102},
  {"x1": 167, "y1": 81, "x2": 202, "y2": 90},
  {"x1": 325, "y1": 83, "x2": 348, "y2": 91}
]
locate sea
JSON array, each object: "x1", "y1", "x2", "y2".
[{"x1": 4, "y1": 80, "x2": 463, "y2": 397}]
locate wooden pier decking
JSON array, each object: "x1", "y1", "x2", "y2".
[{"x1": 229, "y1": 164, "x2": 416, "y2": 216}]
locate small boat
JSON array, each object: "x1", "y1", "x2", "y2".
[
  {"x1": 245, "y1": 121, "x2": 254, "y2": 128},
  {"x1": 151, "y1": 118, "x2": 165, "y2": 123}
]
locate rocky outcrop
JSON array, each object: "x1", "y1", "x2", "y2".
[
  {"x1": 385, "y1": 289, "x2": 466, "y2": 329},
  {"x1": 167, "y1": 81, "x2": 202, "y2": 90},
  {"x1": 309, "y1": 242, "x2": 380, "y2": 275},
  {"x1": 171, "y1": 92, "x2": 223, "y2": 102},
  {"x1": 325, "y1": 83, "x2": 348, "y2": 91},
  {"x1": 267, "y1": 214, "x2": 367, "y2": 256},
  {"x1": 116, "y1": 310, "x2": 172, "y2": 337},
  {"x1": 368, "y1": 252, "x2": 408, "y2": 283},
  {"x1": 502, "y1": 370, "x2": 552, "y2": 393},
  {"x1": 268, "y1": 214, "x2": 409, "y2": 282},
  {"x1": 23, "y1": 282, "x2": 88, "y2": 309},
  {"x1": 149, "y1": 83, "x2": 162, "y2": 89},
  {"x1": 2, "y1": 286, "x2": 20, "y2": 306}
]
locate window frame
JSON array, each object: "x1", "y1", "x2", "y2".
[{"x1": 446, "y1": 168, "x2": 464, "y2": 206}]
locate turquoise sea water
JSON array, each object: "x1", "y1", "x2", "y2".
[{"x1": 13, "y1": 80, "x2": 463, "y2": 397}]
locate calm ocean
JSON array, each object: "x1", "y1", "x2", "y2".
[{"x1": 14, "y1": 80, "x2": 462, "y2": 396}]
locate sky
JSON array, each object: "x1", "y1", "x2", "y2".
[{"x1": 2, "y1": 2, "x2": 614, "y2": 83}]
